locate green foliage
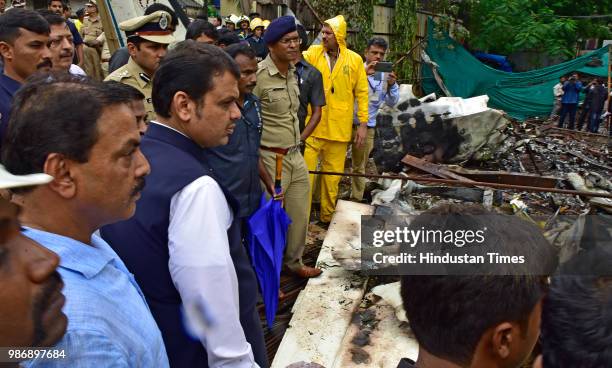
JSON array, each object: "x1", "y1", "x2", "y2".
[
  {"x1": 308, "y1": 0, "x2": 353, "y2": 20},
  {"x1": 308, "y1": 0, "x2": 418, "y2": 80},
  {"x1": 352, "y1": 0, "x2": 375, "y2": 51},
  {"x1": 429, "y1": 0, "x2": 469, "y2": 42},
  {"x1": 390, "y1": 0, "x2": 418, "y2": 81},
  {"x1": 308, "y1": 0, "x2": 375, "y2": 51},
  {"x1": 460, "y1": 0, "x2": 612, "y2": 58}
]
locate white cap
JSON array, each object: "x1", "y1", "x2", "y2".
[{"x1": 0, "y1": 165, "x2": 52, "y2": 189}]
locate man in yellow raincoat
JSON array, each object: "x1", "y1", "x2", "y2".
[{"x1": 303, "y1": 15, "x2": 369, "y2": 223}]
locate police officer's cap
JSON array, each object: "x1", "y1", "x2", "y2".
[{"x1": 120, "y1": 10, "x2": 176, "y2": 45}]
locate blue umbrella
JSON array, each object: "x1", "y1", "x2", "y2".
[{"x1": 248, "y1": 154, "x2": 291, "y2": 328}]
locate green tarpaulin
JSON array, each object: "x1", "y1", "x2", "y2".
[{"x1": 422, "y1": 20, "x2": 609, "y2": 120}]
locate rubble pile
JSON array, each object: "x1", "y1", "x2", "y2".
[
  {"x1": 331, "y1": 93, "x2": 611, "y2": 343},
  {"x1": 294, "y1": 90, "x2": 611, "y2": 368},
  {"x1": 368, "y1": 88, "x2": 611, "y2": 216},
  {"x1": 486, "y1": 119, "x2": 611, "y2": 215}
]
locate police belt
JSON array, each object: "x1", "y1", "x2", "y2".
[{"x1": 260, "y1": 144, "x2": 301, "y2": 155}]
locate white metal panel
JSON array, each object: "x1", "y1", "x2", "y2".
[
  {"x1": 272, "y1": 200, "x2": 420, "y2": 367},
  {"x1": 271, "y1": 200, "x2": 374, "y2": 368}
]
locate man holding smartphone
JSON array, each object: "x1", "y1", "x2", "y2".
[
  {"x1": 558, "y1": 73, "x2": 583, "y2": 130},
  {"x1": 350, "y1": 37, "x2": 399, "y2": 201}
]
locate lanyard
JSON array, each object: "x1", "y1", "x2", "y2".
[
  {"x1": 367, "y1": 77, "x2": 383, "y2": 93},
  {"x1": 238, "y1": 99, "x2": 262, "y2": 133},
  {"x1": 367, "y1": 74, "x2": 387, "y2": 100}
]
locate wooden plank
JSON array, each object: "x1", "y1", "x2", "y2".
[
  {"x1": 566, "y1": 150, "x2": 612, "y2": 171},
  {"x1": 401, "y1": 154, "x2": 475, "y2": 183},
  {"x1": 373, "y1": 5, "x2": 393, "y2": 36},
  {"x1": 529, "y1": 122, "x2": 611, "y2": 145},
  {"x1": 302, "y1": 0, "x2": 325, "y2": 27},
  {"x1": 99, "y1": 0, "x2": 121, "y2": 54},
  {"x1": 448, "y1": 168, "x2": 563, "y2": 188},
  {"x1": 271, "y1": 201, "x2": 374, "y2": 368}
]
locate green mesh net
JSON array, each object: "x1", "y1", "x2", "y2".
[{"x1": 422, "y1": 19, "x2": 609, "y2": 120}]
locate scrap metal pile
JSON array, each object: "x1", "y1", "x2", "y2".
[
  {"x1": 278, "y1": 89, "x2": 611, "y2": 367},
  {"x1": 324, "y1": 89, "x2": 612, "y2": 367},
  {"x1": 367, "y1": 85, "x2": 611, "y2": 215},
  {"x1": 360, "y1": 86, "x2": 612, "y2": 264}
]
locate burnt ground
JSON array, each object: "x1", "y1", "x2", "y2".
[
  {"x1": 260, "y1": 154, "x2": 372, "y2": 362},
  {"x1": 259, "y1": 222, "x2": 327, "y2": 362}
]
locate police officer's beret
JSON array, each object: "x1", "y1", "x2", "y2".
[
  {"x1": 264, "y1": 16, "x2": 297, "y2": 45},
  {"x1": 120, "y1": 10, "x2": 176, "y2": 45}
]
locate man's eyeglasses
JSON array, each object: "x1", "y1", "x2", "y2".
[{"x1": 279, "y1": 37, "x2": 302, "y2": 46}]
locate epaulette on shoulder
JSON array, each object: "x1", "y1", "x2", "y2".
[{"x1": 108, "y1": 68, "x2": 131, "y2": 81}]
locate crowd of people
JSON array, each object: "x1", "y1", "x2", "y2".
[
  {"x1": 551, "y1": 73, "x2": 611, "y2": 135},
  {"x1": 0, "y1": 1, "x2": 609, "y2": 368}
]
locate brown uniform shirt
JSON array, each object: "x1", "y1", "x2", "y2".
[
  {"x1": 81, "y1": 16, "x2": 103, "y2": 44},
  {"x1": 105, "y1": 57, "x2": 155, "y2": 121},
  {"x1": 252, "y1": 55, "x2": 301, "y2": 148}
]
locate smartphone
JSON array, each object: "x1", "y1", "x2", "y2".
[{"x1": 374, "y1": 61, "x2": 393, "y2": 73}]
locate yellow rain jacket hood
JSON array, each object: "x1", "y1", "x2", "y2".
[
  {"x1": 302, "y1": 15, "x2": 368, "y2": 142},
  {"x1": 325, "y1": 14, "x2": 347, "y2": 50}
]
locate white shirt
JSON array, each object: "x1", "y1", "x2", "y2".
[
  {"x1": 69, "y1": 64, "x2": 86, "y2": 76},
  {"x1": 553, "y1": 82, "x2": 564, "y2": 98},
  {"x1": 169, "y1": 175, "x2": 258, "y2": 368},
  {"x1": 150, "y1": 120, "x2": 258, "y2": 367}
]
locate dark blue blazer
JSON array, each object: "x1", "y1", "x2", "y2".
[{"x1": 101, "y1": 123, "x2": 267, "y2": 368}]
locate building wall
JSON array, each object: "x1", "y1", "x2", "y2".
[
  {"x1": 372, "y1": 5, "x2": 393, "y2": 44},
  {"x1": 30, "y1": 0, "x2": 90, "y2": 15},
  {"x1": 220, "y1": 0, "x2": 240, "y2": 16},
  {"x1": 67, "y1": 0, "x2": 89, "y2": 13}
]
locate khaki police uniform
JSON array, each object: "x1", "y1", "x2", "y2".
[
  {"x1": 81, "y1": 16, "x2": 103, "y2": 44},
  {"x1": 105, "y1": 11, "x2": 175, "y2": 122},
  {"x1": 106, "y1": 58, "x2": 154, "y2": 119},
  {"x1": 81, "y1": 0, "x2": 104, "y2": 45},
  {"x1": 80, "y1": 2, "x2": 105, "y2": 80},
  {"x1": 253, "y1": 55, "x2": 311, "y2": 272}
]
